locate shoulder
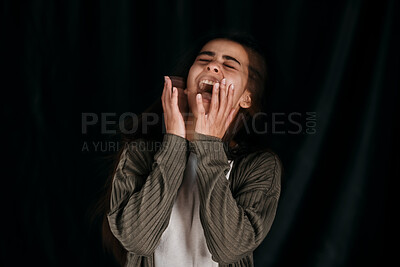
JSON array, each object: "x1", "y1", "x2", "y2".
[
  {"x1": 231, "y1": 149, "x2": 282, "y2": 195},
  {"x1": 124, "y1": 138, "x2": 160, "y2": 155},
  {"x1": 236, "y1": 149, "x2": 282, "y2": 174},
  {"x1": 119, "y1": 138, "x2": 159, "y2": 171}
]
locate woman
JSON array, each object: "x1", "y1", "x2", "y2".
[{"x1": 101, "y1": 32, "x2": 282, "y2": 267}]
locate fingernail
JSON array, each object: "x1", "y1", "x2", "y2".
[
  {"x1": 173, "y1": 87, "x2": 176, "y2": 92},
  {"x1": 221, "y1": 78, "x2": 226, "y2": 85},
  {"x1": 197, "y1": 94, "x2": 201, "y2": 99},
  {"x1": 164, "y1": 76, "x2": 167, "y2": 82},
  {"x1": 215, "y1": 83, "x2": 220, "y2": 90},
  {"x1": 231, "y1": 84, "x2": 235, "y2": 90}
]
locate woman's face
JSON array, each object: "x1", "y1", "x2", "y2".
[{"x1": 186, "y1": 39, "x2": 251, "y2": 117}]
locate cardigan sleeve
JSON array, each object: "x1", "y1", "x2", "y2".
[
  {"x1": 107, "y1": 134, "x2": 188, "y2": 256},
  {"x1": 189, "y1": 132, "x2": 281, "y2": 264}
]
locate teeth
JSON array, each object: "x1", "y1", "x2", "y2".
[
  {"x1": 203, "y1": 80, "x2": 215, "y2": 85},
  {"x1": 199, "y1": 79, "x2": 216, "y2": 86},
  {"x1": 199, "y1": 79, "x2": 217, "y2": 91}
]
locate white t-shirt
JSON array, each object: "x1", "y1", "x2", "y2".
[{"x1": 154, "y1": 152, "x2": 233, "y2": 267}]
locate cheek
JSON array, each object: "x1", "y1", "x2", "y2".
[
  {"x1": 232, "y1": 91, "x2": 243, "y2": 107},
  {"x1": 187, "y1": 65, "x2": 199, "y2": 90}
]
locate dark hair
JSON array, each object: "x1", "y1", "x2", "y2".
[
  {"x1": 170, "y1": 30, "x2": 269, "y2": 156},
  {"x1": 94, "y1": 30, "x2": 269, "y2": 266},
  {"x1": 174, "y1": 31, "x2": 268, "y2": 117},
  {"x1": 124, "y1": 30, "x2": 269, "y2": 155}
]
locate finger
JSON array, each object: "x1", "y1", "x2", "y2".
[
  {"x1": 196, "y1": 93, "x2": 205, "y2": 122},
  {"x1": 162, "y1": 76, "x2": 169, "y2": 111},
  {"x1": 218, "y1": 78, "x2": 227, "y2": 119},
  {"x1": 221, "y1": 78, "x2": 228, "y2": 96},
  {"x1": 223, "y1": 84, "x2": 235, "y2": 118},
  {"x1": 209, "y1": 82, "x2": 220, "y2": 119},
  {"x1": 171, "y1": 87, "x2": 179, "y2": 109},
  {"x1": 162, "y1": 76, "x2": 172, "y2": 101},
  {"x1": 166, "y1": 77, "x2": 176, "y2": 116},
  {"x1": 166, "y1": 76, "x2": 172, "y2": 101},
  {"x1": 162, "y1": 76, "x2": 170, "y2": 127}
]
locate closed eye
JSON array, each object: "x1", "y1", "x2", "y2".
[
  {"x1": 224, "y1": 64, "x2": 235, "y2": 69},
  {"x1": 197, "y1": 57, "x2": 237, "y2": 70}
]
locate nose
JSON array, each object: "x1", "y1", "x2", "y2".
[{"x1": 206, "y1": 62, "x2": 220, "y2": 73}]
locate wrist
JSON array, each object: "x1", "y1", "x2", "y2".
[
  {"x1": 189, "y1": 133, "x2": 228, "y2": 162},
  {"x1": 166, "y1": 130, "x2": 186, "y2": 139},
  {"x1": 193, "y1": 132, "x2": 223, "y2": 142}
]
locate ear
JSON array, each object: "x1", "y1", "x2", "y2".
[{"x1": 239, "y1": 90, "x2": 252, "y2": 109}]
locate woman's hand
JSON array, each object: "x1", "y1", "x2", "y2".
[
  {"x1": 195, "y1": 78, "x2": 237, "y2": 139},
  {"x1": 162, "y1": 76, "x2": 186, "y2": 139}
]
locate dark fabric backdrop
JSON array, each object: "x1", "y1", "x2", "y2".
[{"x1": 1, "y1": 0, "x2": 397, "y2": 266}]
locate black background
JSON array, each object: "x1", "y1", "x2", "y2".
[{"x1": 1, "y1": 0, "x2": 397, "y2": 266}]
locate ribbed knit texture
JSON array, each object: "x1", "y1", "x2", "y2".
[{"x1": 107, "y1": 133, "x2": 281, "y2": 267}]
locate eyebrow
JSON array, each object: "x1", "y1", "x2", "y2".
[{"x1": 197, "y1": 51, "x2": 242, "y2": 66}]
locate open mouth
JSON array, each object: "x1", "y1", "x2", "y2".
[
  {"x1": 199, "y1": 79, "x2": 217, "y2": 92},
  {"x1": 197, "y1": 79, "x2": 220, "y2": 103}
]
